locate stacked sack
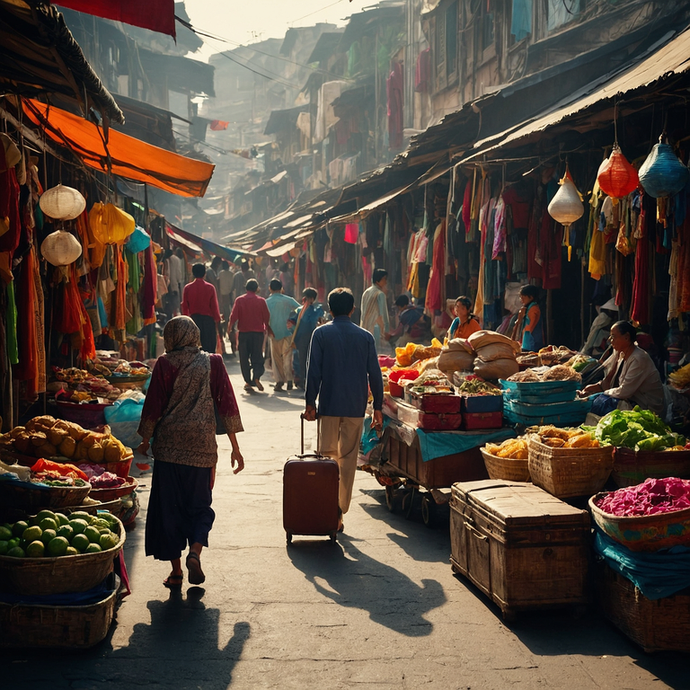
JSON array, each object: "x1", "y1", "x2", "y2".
[
  {"x1": 437, "y1": 338, "x2": 475, "y2": 377},
  {"x1": 468, "y1": 331, "x2": 520, "y2": 380}
]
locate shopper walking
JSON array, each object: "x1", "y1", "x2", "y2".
[
  {"x1": 229, "y1": 278, "x2": 272, "y2": 392},
  {"x1": 288, "y1": 287, "x2": 324, "y2": 389},
  {"x1": 137, "y1": 316, "x2": 244, "y2": 589},
  {"x1": 304, "y1": 288, "x2": 384, "y2": 530},
  {"x1": 181, "y1": 263, "x2": 221, "y2": 354},
  {"x1": 360, "y1": 268, "x2": 390, "y2": 352},
  {"x1": 266, "y1": 279, "x2": 299, "y2": 392}
]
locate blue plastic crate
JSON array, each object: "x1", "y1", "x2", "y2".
[
  {"x1": 503, "y1": 398, "x2": 591, "y2": 427},
  {"x1": 502, "y1": 390, "x2": 577, "y2": 404},
  {"x1": 499, "y1": 379, "x2": 580, "y2": 403}
]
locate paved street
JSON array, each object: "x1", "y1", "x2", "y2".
[{"x1": 3, "y1": 359, "x2": 689, "y2": 689}]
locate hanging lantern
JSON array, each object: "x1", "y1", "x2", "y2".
[
  {"x1": 597, "y1": 144, "x2": 639, "y2": 199},
  {"x1": 548, "y1": 168, "x2": 584, "y2": 262},
  {"x1": 40, "y1": 229, "x2": 83, "y2": 266},
  {"x1": 638, "y1": 137, "x2": 689, "y2": 198},
  {"x1": 39, "y1": 184, "x2": 86, "y2": 221},
  {"x1": 89, "y1": 202, "x2": 136, "y2": 245}
]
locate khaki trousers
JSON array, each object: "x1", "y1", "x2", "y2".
[
  {"x1": 318, "y1": 416, "x2": 364, "y2": 514},
  {"x1": 270, "y1": 335, "x2": 293, "y2": 384}
]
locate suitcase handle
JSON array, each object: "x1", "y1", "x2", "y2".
[{"x1": 300, "y1": 413, "x2": 320, "y2": 456}]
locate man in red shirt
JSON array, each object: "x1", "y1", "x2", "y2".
[
  {"x1": 181, "y1": 264, "x2": 221, "y2": 353},
  {"x1": 229, "y1": 278, "x2": 273, "y2": 392}
]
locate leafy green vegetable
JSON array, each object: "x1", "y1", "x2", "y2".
[{"x1": 594, "y1": 406, "x2": 682, "y2": 450}]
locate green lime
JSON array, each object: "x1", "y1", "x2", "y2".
[
  {"x1": 71, "y1": 533, "x2": 90, "y2": 553},
  {"x1": 65, "y1": 546, "x2": 78, "y2": 556},
  {"x1": 0, "y1": 526, "x2": 11, "y2": 541},
  {"x1": 25, "y1": 540, "x2": 45, "y2": 558},
  {"x1": 69, "y1": 519, "x2": 88, "y2": 535},
  {"x1": 56, "y1": 513, "x2": 69, "y2": 526},
  {"x1": 84, "y1": 526, "x2": 101, "y2": 544},
  {"x1": 36, "y1": 510, "x2": 57, "y2": 523},
  {"x1": 85, "y1": 543, "x2": 102, "y2": 553},
  {"x1": 99, "y1": 532, "x2": 119, "y2": 550},
  {"x1": 69, "y1": 511, "x2": 92, "y2": 522},
  {"x1": 7, "y1": 538, "x2": 20, "y2": 550},
  {"x1": 57, "y1": 525, "x2": 74, "y2": 541},
  {"x1": 12, "y1": 521, "x2": 28, "y2": 538},
  {"x1": 6, "y1": 547, "x2": 25, "y2": 558},
  {"x1": 22, "y1": 525, "x2": 42, "y2": 543},
  {"x1": 40, "y1": 529, "x2": 57, "y2": 546},
  {"x1": 46, "y1": 536, "x2": 69, "y2": 557},
  {"x1": 39, "y1": 517, "x2": 58, "y2": 532},
  {"x1": 0, "y1": 541, "x2": 8, "y2": 555},
  {"x1": 93, "y1": 518, "x2": 110, "y2": 531}
]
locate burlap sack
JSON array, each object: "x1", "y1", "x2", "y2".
[
  {"x1": 438, "y1": 350, "x2": 475, "y2": 375},
  {"x1": 468, "y1": 330, "x2": 520, "y2": 353},
  {"x1": 475, "y1": 341, "x2": 518, "y2": 362},
  {"x1": 473, "y1": 357, "x2": 520, "y2": 380},
  {"x1": 446, "y1": 337, "x2": 475, "y2": 354}
]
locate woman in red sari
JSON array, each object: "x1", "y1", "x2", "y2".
[{"x1": 137, "y1": 316, "x2": 244, "y2": 589}]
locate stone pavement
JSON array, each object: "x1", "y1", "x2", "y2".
[{"x1": 3, "y1": 358, "x2": 689, "y2": 689}]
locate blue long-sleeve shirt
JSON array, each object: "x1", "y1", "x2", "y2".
[{"x1": 305, "y1": 315, "x2": 384, "y2": 418}]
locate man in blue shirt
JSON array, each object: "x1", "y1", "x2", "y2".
[
  {"x1": 266, "y1": 279, "x2": 300, "y2": 392},
  {"x1": 304, "y1": 287, "x2": 384, "y2": 529}
]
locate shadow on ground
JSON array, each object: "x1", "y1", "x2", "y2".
[{"x1": 287, "y1": 533, "x2": 446, "y2": 636}]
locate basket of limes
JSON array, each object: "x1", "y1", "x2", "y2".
[{"x1": 0, "y1": 509, "x2": 125, "y2": 595}]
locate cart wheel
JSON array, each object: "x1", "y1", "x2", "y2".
[
  {"x1": 385, "y1": 485, "x2": 399, "y2": 513},
  {"x1": 402, "y1": 487, "x2": 416, "y2": 520},
  {"x1": 421, "y1": 493, "x2": 436, "y2": 528},
  {"x1": 286, "y1": 532, "x2": 292, "y2": 545}
]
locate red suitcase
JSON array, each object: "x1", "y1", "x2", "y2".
[{"x1": 283, "y1": 416, "x2": 340, "y2": 545}]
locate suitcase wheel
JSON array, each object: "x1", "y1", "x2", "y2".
[
  {"x1": 329, "y1": 532, "x2": 337, "y2": 543},
  {"x1": 286, "y1": 532, "x2": 293, "y2": 546}
]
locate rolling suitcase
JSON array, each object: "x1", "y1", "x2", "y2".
[{"x1": 283, "y1": 416, "x2": 340, "y2": 545}]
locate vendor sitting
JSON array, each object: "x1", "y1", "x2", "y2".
[
  {"x1": 384, "y1": 295, "x2": 429, "y2": 346},
  {"x1": 448, "y1": 296, "x2": 481, "y2": 340},
  {"x1": 579, "y1": 320, "x2": 665, "y2": 416}
]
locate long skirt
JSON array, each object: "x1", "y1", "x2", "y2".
[{"x1": 145, "y1": 460, "x2": 215, "y2": 561}]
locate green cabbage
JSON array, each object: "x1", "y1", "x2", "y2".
[{"x1": 594, "y1": 407, "x2": 684, "y2": 450}]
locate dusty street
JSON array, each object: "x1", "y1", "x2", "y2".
[{"x1": 3, "y1": 361, "x2": 689, "y2": 690}]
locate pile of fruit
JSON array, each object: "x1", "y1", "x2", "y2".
[
  {"x1": 485, "y1": 437, "x2": 528, "y2": 459},
  {"x1": 49, "y1": 367, "x2": 121, "y2": 401},
  {"x1": 531, "y1": 425, "x2": 601, "y2": 449},
  {"x1": 0, "y1": 509, "x2": 120, "y2": 558},
  {"x1": 0, "y1": 415, "x2": 130, "y2": 462}
]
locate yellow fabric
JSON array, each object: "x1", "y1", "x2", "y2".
[
  {"x1": 89, "y1": 203, "x2": 135, "y2": 245},
  {"x1": 588, "y1": 226, "x2": 607, "y2": 278},
  {"x1": 23, "y1": 99, "x2": 214, "y2": 198}
]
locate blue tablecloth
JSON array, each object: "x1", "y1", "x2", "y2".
[
  {"x1": 416, "y1": 427, "x2": 516, "y2": 462},
  {"x1": 594, "y1": 530, "x2": 690, "y2": 600}
]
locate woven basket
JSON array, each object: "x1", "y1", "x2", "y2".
[
  {"x1": 0, "y1": 480, "x2": 91, "y2": 510},
  {"x1": 0, "y1": 516, "x2": 125, "y2": 595},
  {"x1": 528, "y1": 437, "x2": 613, "y2": 499},
  {"x1": 105, "y1": 374, "x2": 149, "y2": 390},
  {"x1": 589, "y1": 492, "x2": 690, "y2": 552},
  {"x1": 612, "y1": 447, "x2": 690, "y2": 487},
  {"x1": 0, "y1": 574, "x2": 120, "y2": 649},
  {"x1": 480, "y1": 448, "x2": 530, "y2": 482},
  {"x1": 88, "y1": 477, "x2": 137, "y2": 502}
]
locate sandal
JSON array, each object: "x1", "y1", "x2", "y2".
[
  {"x1": 163, "y1": 574, "x2": 183, "y2": 589},
  {"x1": 186, "y1": 552, "x2": 206, "y2": 585}
]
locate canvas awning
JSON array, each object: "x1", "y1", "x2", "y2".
[
  {"x1": 166, "y1": 224, "x2": 254, "y2": 263},
  {"x1": 23, "y1": 99, "x2": 214, "y2": 198}
]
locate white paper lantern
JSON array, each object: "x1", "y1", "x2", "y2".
[
  {"x1": 39, "y1": 184, "x2": 86, "y2": 221},
  {"x1": 41, "y1": 229, "x2": 83, "y2": 266},
  {"x1": 547, "y1": 174, "x2": 584, "y2": 228}
]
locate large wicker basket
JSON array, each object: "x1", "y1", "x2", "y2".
[
  {"x1": 0, "y1": 479, "x2": 91, "y2": 510},
  {"x1": 88, "y1": 476, "x2": 137, "y2": 502},
  {"x1": 527, "y1": 436, "x2": 613, "y2": 499},
  {"x1": 0, "y1": 516, "x2": 125, "y2": 595},
  {"x1": 589, "y1": 492, "x2": 690, "y2": 552},
  {"x1": 612, "y1": 447, "x2": 690, "y2": 487},
  {"x1": 480, "y1": 448, "x2": 530, "y2": 482},
  {"x1": 0, "y1": 574, "x2": 120, "y2": 649}
]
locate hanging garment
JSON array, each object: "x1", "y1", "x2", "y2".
[
  {"x1": 0, "y1": 138, "x2": 21, "y2": 259},
  {"x1": 414, "y1": 48, "x2": 431, "y2": 93},
  {"x1": 386, "y1": 62, "x2": 404, "y2": 150},
  {"x1": 425, "y1": 221, "x2": 445, "y2": 312}
]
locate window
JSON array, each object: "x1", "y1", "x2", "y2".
[{"x1": 547, "y1": 0, "x2": 581, "y2": 32}]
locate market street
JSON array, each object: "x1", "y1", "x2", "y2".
[{"x1": 1, "y1": 361, "x2": 687, "y2": 690}]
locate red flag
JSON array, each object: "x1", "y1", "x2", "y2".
[
  {"x1": 210, "y1": 120, "x2": 230, "y2": 131},
  {"x1": 57, "y1": 1, "x2": 176, "y2": 37}
]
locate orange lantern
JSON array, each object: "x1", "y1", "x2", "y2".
[{"x1": 597, "y1": 144, "x2": 639, "y2": 199}]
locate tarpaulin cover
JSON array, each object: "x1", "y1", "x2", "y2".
[
  {"x1": 417, "y1": 427, "x2": 516, "y2": 462},
  {"x1": 23, "y1": 99, "x2": 214, "y2": 198},
  {"x1": 57, "y1": 0, "x2": 176, "y2": 37},
  {"x1": 594, "y1": 530, "x2": 690, "y2": 600}
]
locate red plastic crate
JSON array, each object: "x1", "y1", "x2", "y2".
[{"x1": 460, "y1": 411, "x2": 503, "y2": 430}]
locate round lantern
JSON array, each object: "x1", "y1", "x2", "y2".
[
  {"x1": 89, "y1": 202, "x2": 136, "y2": 245},
  {"x1": 40, "y1": 229, "x2": 83, "y2": 266},
  {"x1": 548, "y1": 170, "x2": 584, "y2": 228},
  {"x1": 39, "y1": 184, "x2": 86, "y2": 221},
  {"x1": 638, "y1": 138, "x2": 689, "y2": 198},
  {"x1": 597, "y1": 144, "x2": 639, "y2": 199}
]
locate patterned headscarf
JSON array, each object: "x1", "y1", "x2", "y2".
[{"x1": 163, "y1": 317, "x2": 201, "y2": 368}]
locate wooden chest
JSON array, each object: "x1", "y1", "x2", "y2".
[
  {"x1": 386, "y1": 427, "x2": 487, "y2": 489},
  {"x1": 450, "y1": 479, "x2": 590, "y2": 619}
]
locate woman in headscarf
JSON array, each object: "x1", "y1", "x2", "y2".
[{"x1": 137, "y1": 316, "x2": 244, "y2": 589}]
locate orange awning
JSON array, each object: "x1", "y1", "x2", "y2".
[{"x1": 23, "y1": 99, "x2": 214, "y2": 198}]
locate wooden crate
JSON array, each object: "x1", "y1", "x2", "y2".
[
  {"x1": 450, "y1": 479, "x2": 590, "y2": 619},
  {"x1": 597, "y1": 561, "x2": 690, "y2": 653},
  {"x1": 386, "y1": 426, "x2": 487, "y2": 489}
]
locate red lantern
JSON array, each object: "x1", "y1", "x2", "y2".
[{"x1": 597, "y1": 144, "x2": 639, "y2": 198}]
